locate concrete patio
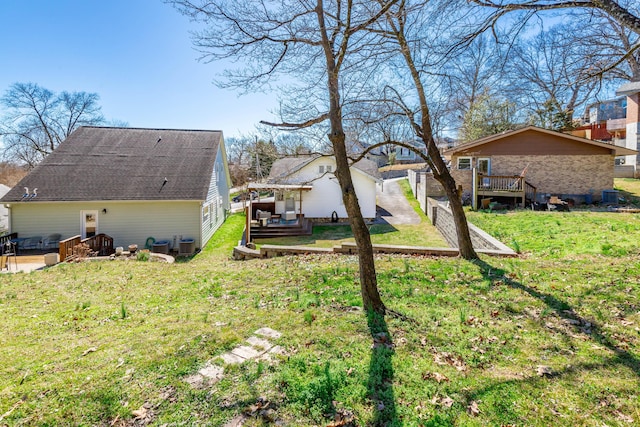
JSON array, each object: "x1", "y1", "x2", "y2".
[{"x1": 1, "y1": 253, "x2": 52, "y2": 273}]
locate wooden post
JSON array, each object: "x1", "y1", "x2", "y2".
[
  {"x1": 245, "y1": 205, "x2": 251, "y2": 244},
  {"x1": 472, "y1": 167, "x2": 478, "y2": 210}
]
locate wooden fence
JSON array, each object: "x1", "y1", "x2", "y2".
[{"x1": 59, "y1": 234, "x2": 114, "y2": 261}]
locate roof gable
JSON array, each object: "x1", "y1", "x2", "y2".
[
  {"x1": 444, "y1": 126, "x2": 636, "y2": 157},
  {"x1": 1, "y1": 126, "x2": 224, "y2": 202},
  {"x1": 268, "y1": 155, "x2": 381, "y2": 183}
]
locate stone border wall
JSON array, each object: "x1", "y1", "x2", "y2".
[
  {"x1": 426, "y1": 197, "x2": 515, "y2": 254},
  {"x1": 233, "y1": 242, "x2": 515, "y2": 260}
]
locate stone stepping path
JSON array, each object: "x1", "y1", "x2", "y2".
[{"x1": 185, "y1": 327, "x2": 283, "y2": 389}]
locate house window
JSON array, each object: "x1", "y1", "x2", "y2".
[
  {"x1": 326, "y1": 165, "x2": 332, "y2": 173},
  {"x1": 203, "y1": 204, "x2": 210, "y2": 222},
  {"x1": 319, "y1": 165, "x2": 324, "y2": 174},
  {"x1": 457, "y1": 157, "x2": 472, "y2": 170},
  {"x1": 319, "y1": 165, "x2": 332, "y2": 173},
  {"x1": 477, "y1": 158, "x2": 491, "y2": 175}
]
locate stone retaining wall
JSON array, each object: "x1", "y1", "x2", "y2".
[{"x1": 426, "y1": 198, "x2": 514, "y2": 253}]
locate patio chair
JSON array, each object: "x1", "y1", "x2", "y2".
[
  {"x1": 42, "y1": 233, "x2": 62, "y2": 250},
  {"x1": 21, "y1": 236, "x2": 42, "y2": 250},
  {"x1": 256, "y1": 209, "x2": 272, "y2": 220}
]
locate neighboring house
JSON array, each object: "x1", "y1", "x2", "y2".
[
  {"x1": 0, "y1": 184, "x2": 10, "y2": 233},
  {"x1": 393, "y1": 137, "x2": 456, "y2": 163},
  {"x1": 254, "y1": 154, "x2": 381, "y2": 219},
  {"x1": 616, "y1": 82, "x2": 640, "y2": 173},
  {"x1": 394, "y1": 140, "x2": 427, "y2": 163},
  {"x1": 443, "y1": 126, "x2": 636, "y2": 206},
  {"x1": 571, "y1": 87, "x2": 640, "y2": 177},
  {"x1": 0, "y1": 127, "x2": 231, "y2": 251},
  {"x1": 346, "y1": 138, "x2": 389, "y2": 167}
]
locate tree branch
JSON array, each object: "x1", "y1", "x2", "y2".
[{"x1": 260, "y1": 113, "x2": 329, "y2": 129}]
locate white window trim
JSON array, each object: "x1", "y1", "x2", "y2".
[
  {"x1": 477, "y1": 157, "x2": 491, "y2": 175},
  {"x1": 457, "y1": 157, "x2": 472, "y2": 170},
  {"x1": 80, "y1": 210, "x2": 99, "y2": 239}
]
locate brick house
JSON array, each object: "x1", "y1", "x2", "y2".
[{"x1": 443, "y1": 126, "x2": 636, "y2": 206}]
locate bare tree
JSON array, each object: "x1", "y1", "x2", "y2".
[
  {"x1": 171, "y1": 0, "x2": 398, "y2": 313},
  {"x1": 445, "y1": 33, "x2": 509, "y2": 131},
  {"x1": 470, "y1": 0, "x2": 640, "y2": 71},
  {"x1": 506, "y1": 25, "x2": 601, "y2": 130},
  {"x1": 460, "y1": 90, "x2": 518, "y2": 140},
  {"x1": 569, "y1": 12, "x2": 640, "y2": 82},
  {"x1": 375, "y1": 0, "x2": 479, "y2": 259},
  {"x1": 0, "y1": 82, "x2": 105, "y2": 168}
]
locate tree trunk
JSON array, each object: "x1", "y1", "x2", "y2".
[
  {"x1": 424, "y1": 133, "x2": 478, "y2": 260},
  {"x1": 318, "y1": 0, "x2": 386, "y2": 314},
  {"x1": 329, "y1": 130, "x2": 386, "y2": 314},
  {"x1": 391, "y1": 14, "x2": 479, "y2": 260}
]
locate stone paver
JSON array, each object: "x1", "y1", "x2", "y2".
[
  {"x1": 231, "y1": 345, "x2": 262, "y2": 360},
  {"x1": 220, "y1": 352, "x2": 246, "y2": 365},
  {"x1": 268, "y1": 345, "x2": 285, "y2": 355},
  {"x1": 184, "y1": 363, "x2": 224, "y2": 389},
  {"x1": 188, "y1": 328, "x2": 283, "y2": 391},
  {"x1": 246, "y1": 336, "x2": 273, "y2": 350},
  {"x1": 199, "y1": 363, "x2": 224, "y2": 381}
]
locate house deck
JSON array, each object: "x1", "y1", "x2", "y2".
[
  {"x1": 475, "y1": 175, "x2": 537, "y2": 208},
  {"x1": 250, "y1": 215, "x2": 313, "y2": 240}
]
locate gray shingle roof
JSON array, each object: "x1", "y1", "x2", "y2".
[{"x1": 1, "y1": 126, "x2": 223, "y2": 202}]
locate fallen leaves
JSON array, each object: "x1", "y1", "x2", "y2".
[
  {"x1": 131, "y1": 405, "x2": 148, "y2": 419},
  {"x1": 434, "y1": 351, "x2": 468, "y2": 372},
  {"x1": 422, "y1": 371, "x2": 449, "y2": 383},
  {"x1": 430, "y1": 395, "x2": 455, "y2": 408},
  {"x1": 467, "y1": 400, "x2": 480, "y2": 416}
]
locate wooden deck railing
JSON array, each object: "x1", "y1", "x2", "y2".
[
  {"x1": 525, "y1": 181, "x2": 537, "y2": 203},
  {"x1": 478, "y1": 175, "x2": 523, "y2": 192},
  {"x1": 475, "y1": 173, "x2": 538, "y2": 209},
  {"x1": 59, "y1": 235, "x2": 82, "y2": 261},
  {"x1": 59, "y1": 233, "x2": 114, "y2": 261},
  {"x1": 83, "y1": 233, "x2": 114, "y2": 256}
]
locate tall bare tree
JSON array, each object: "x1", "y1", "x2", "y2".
[
  {"x1": 371, "y1": 0, "x2": 479, "y2": 259},
  {"x1": 470, "y1": 0, "x2": 640, "y2": 71},
  {"x1": 506, "y1": 25, "x2": 602, "y2": 130},
  {"x1": 171, "y1": 0, "x2": 398, "y2": 313},
  {"x1": 0, "y1": 82, "x2": 105, "y2": 168}
]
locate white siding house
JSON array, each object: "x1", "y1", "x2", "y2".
[
  {"x1": 1, "y1": 127, "x2": 231, "y2": 252},
  {"x1": 265, "y1": 155, "x2": 381, "y2": 220}
]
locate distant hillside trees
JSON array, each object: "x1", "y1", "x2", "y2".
[{"x1": 0, "y1": 82, "x2": 106, "y2": 168}]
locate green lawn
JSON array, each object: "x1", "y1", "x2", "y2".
[
  {"x1": 1, "y1": 188, "x2": 640, "y2": 425},
  {"x1": 615, "y1": 177, "x2": 640, "y2": 205},
  {"x1": 466, "y1": 209, "x2": 640, "y2": 257}
]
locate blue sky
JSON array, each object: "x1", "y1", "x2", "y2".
[{"x1": 0, "y1": 0, "x2": 277, "y2": 138}]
